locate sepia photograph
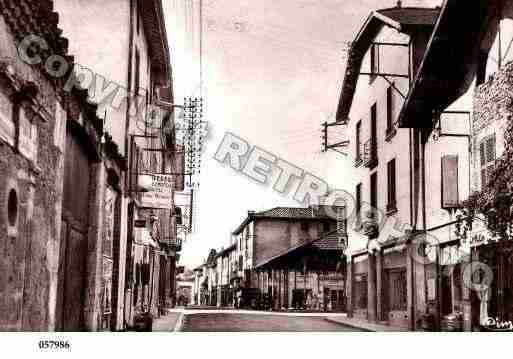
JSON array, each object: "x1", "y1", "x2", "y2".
[{"x1": 0, "y1": 0, "x2": 511, "y2": 356}]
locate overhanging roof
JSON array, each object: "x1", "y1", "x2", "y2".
[
  {"x1": 398, "y1": 0, "x2": 494, "y2": 128},
  {"x1": 141, "y1": 0, "x2": 172, "y2": 85},
  {"x1": 335, "y1": 7, "x2": 440, "y2": 123},
  {"x1": 254, "y1": 230, "x2": 346, "y2": 270}
]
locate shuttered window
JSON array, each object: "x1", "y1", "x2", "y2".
[
  {"x1": 356, "y1": 183, "x2": 362, "y2": 226},
  {"x1": 480, "y1": 134, "x2": 496, "y2": 188},
  {"x1": 387, "y1": 159, "x2": 396, "y2": 211},
  {"x1": 370, "y1": 172, "x2": 377, "y2": 211},
  {"x1": 386, "y1": 86, "x2": 393, "y2": 132},
  {"x1": 441, "y1": 155, "x2": 459, "y2": 208}
]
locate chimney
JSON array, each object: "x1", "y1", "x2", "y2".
[{"x1": 397, "y1": 0, "x2": 402, "y2": 8}]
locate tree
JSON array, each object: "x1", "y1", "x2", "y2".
[{"x1": 456, "y1": 117, "x2": 513, "y2": 243}]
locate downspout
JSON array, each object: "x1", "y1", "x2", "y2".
[
  {"x1": 125, "y1": 0, "x2": 135, "y2": 194},
  {"x1": 125, "y1": 0, "x2": 135, "y2": 325}
]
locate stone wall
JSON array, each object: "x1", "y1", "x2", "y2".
[
  {"x1": 0, "y1": 14, "x2": 64, "y2": 330},
  {"x1": 472, "y1": 61, "x2": 513, "y2": 192}
]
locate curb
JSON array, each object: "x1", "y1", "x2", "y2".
[{"x1": 324, "y1": 317, "x2": 374, "y2": 332}]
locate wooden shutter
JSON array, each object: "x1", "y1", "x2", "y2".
[
  {"x1": 441, "y1": 155, "x2": 459, "y2": 208},
  {"x1": 387, "y1": 86, "x2": 393, "y2": 131},
  {"x1": 480, "y1": 134, "x2": 496, "y2": 188},
  {"x1": 387, "y1": 159, "x2": 396, "y2": 208},
  {"x1": 370, "y1": 172, "x2": 377, "y2": 210}
]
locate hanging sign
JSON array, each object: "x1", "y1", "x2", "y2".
[{"x1": 138, "y1": 173, "x2": 174, "y2": 209}]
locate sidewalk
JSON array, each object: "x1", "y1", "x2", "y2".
[
  {"x1": 325, "y1": 315, "x2": 408, "y2": 332},
  {"x1": 152, "y1": 310, "x2": 183, "y2": 332}
]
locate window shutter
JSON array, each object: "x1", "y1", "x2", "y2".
[
  {"x1": 486, "y1": 134, "x2": 496, "y2": 162},
  {"x1": 480, "y1": 141, "x2": 485, "y2": 166},
  {"x1": 387, "y1": 86, "x2": 393, "y2": 130},
  {"x1": 480, "y1": 134, "x2": 496, "y2": 188},
  {"x1": 441, "y1": 155, "x2": 459, "y2": 208}
]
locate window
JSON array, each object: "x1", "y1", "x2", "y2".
[
  {"x1": 370, "y1": 172, "x2": 377, "y2": 212},
  {"x1": 370, "y1": 44, "x2": 379, "y2": 79},
  {"x1": 300, "y1": 221, "x2": 309, "y2": 232},
  {"x1": 365, "y1": 104, "x2": 378, "y2": 168},
  {"x1": 134, "y1": 49, "x2": 140, "y2": 95},
  {"x1": 356, "y1": 183, "x2": 362, "y2": 227},
  {"x1": 442, "y1": 155, "x2": 459, "y2": 208},
  {"x1": 17, "y1": 106, "x2": 38, "y2": 162},
  {"x1": 355, "y1": 120, "x2": 362, "y2": 166},
  {"x1": 386, "y1": 86, "x2": 396, "y2": 140},
  {"x1": 7, "y1": 188, "x2": 18, "y2": 227},
  {"x1": 0, "y1": 90, "x2": 14, "y2": 146},
  {"x1": 387, "y1": 159, "x2": 397, "y2": 213},
  {"x1": 480, "y1": 134, "x2": 496, "y2": 188}
]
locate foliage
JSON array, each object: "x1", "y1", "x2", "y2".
[{"x1": 456, "y1": 117, "x2": 513, "y2": 243}]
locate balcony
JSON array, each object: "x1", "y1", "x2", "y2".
[
  {"x1": 362, "y1": 210, "x2": 379, "y2": 239},
  {"x1": 363, "y1": 138, "x2": 378, "y2": 169}
]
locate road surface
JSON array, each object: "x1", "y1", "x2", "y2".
[{"x1": 180, "y1": 312, "x2": 362, "y2": 332}]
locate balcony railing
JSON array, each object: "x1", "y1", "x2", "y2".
[
  {"x1": 362, "y1": 210, "x2": 379, "y2": 239},
  {"x1": 363, "y1": 138, "x2": 378, "y2": 169}
]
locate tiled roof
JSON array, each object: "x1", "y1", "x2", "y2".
[
  {"x1": 255, "y1": 206, "x2": 334, "y2": 219},
  {"x1": 312, "y1": 230, "x2": 347, "y2": 251},
  {"x1": 232, "y1": 205, "x2": 344, "y2": 235}
]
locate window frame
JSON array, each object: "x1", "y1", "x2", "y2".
[
  {"x1": 480, "y1": 133, "x2": 496, "y2": 189},
  {"x1": 387, "y1": 158, "x2": 397, "y2": 214}
]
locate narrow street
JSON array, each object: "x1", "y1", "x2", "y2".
[
  {"x1": 182, "y1": 313, "x2": 360, "y2": 331},
  {"x1": 153, "y1": 310, "x2": 363, "y2": 332}
]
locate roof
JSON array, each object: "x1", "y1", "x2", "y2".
[
  {"x1": 376, "y1": 7, "x2": 440, "y2": 27},
  {"x1": 335, "y1": 6, "x2": 440, "y2": 123},
  {"x1": 232, "y1": 205, "x2": 343, "y2": 235},
  {"x1": 398, "y1": 0, "x2": 493, "y2": 128},
  {"x1": 254, "y1": 229, "x2": 347, "y2": 269},
  {"x1": 141, "y1": 0, "x2": 172, "y2": 85},
  {"x1": 215, "y1": 243, "x2": 236, "y2": 258}
]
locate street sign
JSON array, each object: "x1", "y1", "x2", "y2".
[{"x1": 138, "y1": 174, "x2": 174, "y2": 209}]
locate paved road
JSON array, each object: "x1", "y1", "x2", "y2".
[{"x1": 181, "y1": 312, "x2": 362, "y2": 332}]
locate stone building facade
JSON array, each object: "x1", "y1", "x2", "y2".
[
  {"x1": 0, "y1": 0, "x2": 181, "y2": 332},
  {"x1": 53, "y1": 0, "x2": 181, "y2": 330},
  {"x1": 0, "y1": 0, "x2": 104, "y2": 331}
]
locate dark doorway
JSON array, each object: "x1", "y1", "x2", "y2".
[{"x1": 58, "y1": 127, "x2": 92, "y2": 331}]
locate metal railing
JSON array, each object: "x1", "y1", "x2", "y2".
[{"x1": 363, "y1": 138, "x2": 378, "y2": 168}]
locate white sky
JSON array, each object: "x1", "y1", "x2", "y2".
[{"x1": 163, "y1": 0, "x2": 442, "y2": 269}]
